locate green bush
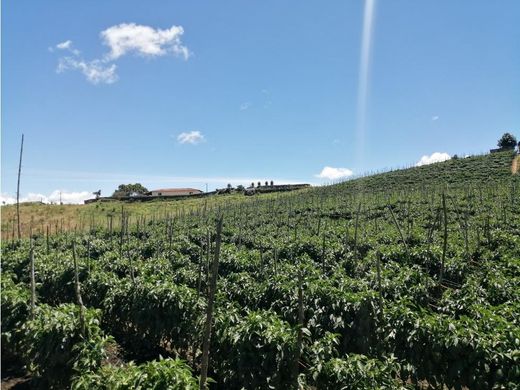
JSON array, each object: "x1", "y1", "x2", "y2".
[
  {"x1": 103, "y1": 279, "x2": 204, "y2": 358},
  {"x1": 212, "y1": 309, "x2": 297, "y2": 389},
  {"x1": 1, "y1": 277, "x2": 31, "y2": 356},
  {"x1": 19, "y1": 303, "x2": 112, "y2": 388},
  {"x1": 311, "y1": 354, "x2": 407, "y2": 390},
  {"x1": 72, "y1": 357, "x2": 198, "y2": 390}
]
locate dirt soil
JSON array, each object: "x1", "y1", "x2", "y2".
[{"x1": 1, "y1": 376, "x2": 31, "y2": 390}]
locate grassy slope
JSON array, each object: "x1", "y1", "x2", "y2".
[
  {"x1": 1, "y1": 151, "x2": 516, "y2": 238},
  {"x1": 338, "y1": 151, "x2": 515, "y2": 193},
  {"x1": 0, "y1": 193, "x2": 257, "y2": 239}
]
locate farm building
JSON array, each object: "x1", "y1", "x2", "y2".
[{"x1": 150, "y1": 188, "x2": 203, "y2": 196}]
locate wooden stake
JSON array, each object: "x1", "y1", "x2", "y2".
[
  {"x1": 30, "y1": 238, "x2": 36, "y2": 319},
  {"x1": 16, "y1": 134, "x2": 24, "y2": 240},
  {"x1": 46, "y1": 225, "x2": 50, "y2": 254},
  {"x1": 353, "y1": 202, "x2": 361, "y2": 258},
  {"x1": 439, "y1": 192, "x2": 448, "y2": 284},
  {"x1": 72, "y1": 241, "x2": 86, "y2": 336},
  {"x1": 199, "y1": 215, "x2": 223, "y2": 390},
  {"x1": 292, "y1": 270, "x2": 305, "y2": 383}
]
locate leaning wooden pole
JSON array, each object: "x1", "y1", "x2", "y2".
[
  {"x1": 72, "y1": 240, "x2": 86, "y2": 336},
  {"x1": 292, "y1": 270, "x2": 305, "y2": 385},
  {"x1": 389, "y1": 205, "x2": 408, "y2": 250},
  {"x1": 439, "y1": 192, "x2": 448, "y2": 284},
  {"x1": 30, "y1": 238, "x2": 36, "y2": 319},
  {"x1": 353, "y1": 202, "x2": 361, "y2": 259},
  {"x1": 376, "y1": 251, "x2": 383, "y2": 315},
  {"x1": 199, "y1": 215, "x2": 224, "y2": 390},
  {"x1": 16, "y1": 134, "x2": 24, "y2": 240}
]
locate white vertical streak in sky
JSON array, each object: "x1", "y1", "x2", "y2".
[{"x1": 356, "y1": 0, "x2": 376, "y2": 166}]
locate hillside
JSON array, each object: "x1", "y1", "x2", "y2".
[
  {"x1": 0, "y1": 193, "x2": 256, "y2": 239},
  {"x1": 338, "y1": 150, "x2": 516, "y2": 193},
  {"x1": 2, "y1": 150, "x2": 519, "y2": 388},
  {"x1": 1, "y1": 151, "x2": 517, "y2": 240}
]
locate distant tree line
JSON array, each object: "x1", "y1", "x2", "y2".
[{"x1": 112, "y1": 183, "x2": 149, "y2": 198}]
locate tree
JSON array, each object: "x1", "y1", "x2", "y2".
[
  {"x1": 497, "y1": 133, "x2": 517, "y2": 150},
  {"x1": 236, "y1": 185, "x2": 245, "y2": 191},
  {"x1": 112, "y1": 183, "x2": 149, "y2": 198}
]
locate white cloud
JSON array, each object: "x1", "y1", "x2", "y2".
[
  {"x1": 1, "y1": 190, "x2": 92, "y2": 205},
  {"x1": 54, "y1": 40, "x2": 80, "y2": 56},
  {"x1": 57, "y1": 57, "x2": 118, "y2": 84},
  {"x1": 432, "y1": 115, "x2": 439, "y2": 121},
  {"x1": 315, "y1": 166, "x2": 354, "y2": 180},
  {"x1": 100, "y1": 23, "x2": 189, "y2": 60},
  {"x1": 56, "y1": 40, "x2": 72, "y2": 50},
  {"x1": 53, "y1": 23, "x2": 189, "y2": 84},
  {"x1": 240, "y1": 102, "x2": 251, "y2": 111},
  {"x1": 177, "y1": 131, "x2": 205, "y2": 145},
  {"x1": 48, "y1": 190, "x2": 92, "y2": 204},
  {"x1": 0, "y1": 193, "x2": 16, "y2": 205},
  {"x1": 416, "y1": 152, "x2": 451, "y2": 167}
]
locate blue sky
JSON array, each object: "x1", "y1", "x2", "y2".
[{"x1": 2, "y1": 0, "x2": 519, "y2": 203}]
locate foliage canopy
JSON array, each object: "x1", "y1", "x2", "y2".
[{"x1": 112, "y1": 183, "x2": 149, "y2": 198}]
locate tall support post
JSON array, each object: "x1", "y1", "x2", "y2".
[{"x1": 16, "y1": 134, "x2": 24, "y2": 239}]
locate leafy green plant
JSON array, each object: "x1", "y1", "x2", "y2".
[
  {"x1": 19, "y1": 303, "x2": 112, "y2": 388},
  {"x1": 212, "y1": 309, "x2": 297, "y2": 389},
  {"x1": 310, "y1": 354, "x2": 407, "y2": 390},
  {"x1": 72, "y1": 357, "x2": 198, "y2": 390},
  {"x1": 102, "y1": 278, "x2": 203, "y2": 360},
  {"x1": 1, "y1": 277, "x2": 31, "y2": 356}
]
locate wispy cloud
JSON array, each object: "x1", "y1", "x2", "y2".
[
  {"x1": 431, "y1": 115, "x2": 439, "y2": 121},
  {"x1": 50, "y1": 40, "x2": 80, "y2": 55},
  {"x1": 1, "y1": 190, "x2": 92, "y2": 205},
  {"x1": 177, "y1": 131, "x2": 205, "y2": 145},
  {"x1": 416, "y1": 152, "x2": 451, "y2": 166},
  {"x1": 52, "y1": 23, "x2": 189, "y2": 84},
  {"x1": 315, "y1": 166, "x2": 354, "y2": 180},
  {"x1": 57, "y1": 40, "x2": 73, "y2": 50},
  {"x1": 57, "y1": 57, "x2": 118, "y2": 84},
  {"x1": 240, "y1": 102, "x2": 251, "y2": 111}
]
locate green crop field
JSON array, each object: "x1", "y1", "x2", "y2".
[{"x1": 2, "y1": 151, "x2": 519, "y2": 389}]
